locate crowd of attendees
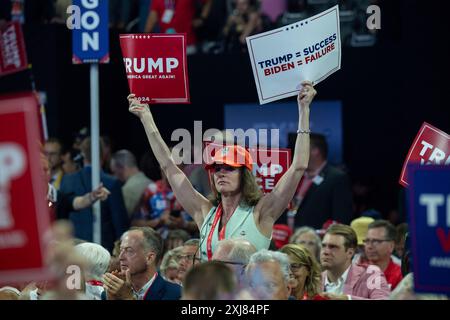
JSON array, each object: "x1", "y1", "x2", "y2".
[
  {"x1": 0, "y1": 0, "x2": 445, "y2": 303},
  {"x1": 0, "y1": 0, "x2": 380, "y2": 54},
  {"x1": 1, "y1": 125, "x2": 445, "y2": 301}
]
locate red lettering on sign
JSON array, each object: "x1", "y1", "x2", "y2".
[{"x1": 436, "y1": 227, "x2": 450, "y2": 253}]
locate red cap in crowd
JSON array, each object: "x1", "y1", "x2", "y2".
[{"x1": 272, "y1": 224, "x2": 293, "y2": 249}]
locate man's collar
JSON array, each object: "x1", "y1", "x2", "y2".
[
  {"x1": 326, "y1": 264, "x2": 351, "y2": 286},
  {"x1": 132, "y1": 272, "x2": 157, "y2": 299},
  {"x1": 341, "y1": 265, "x2": 351, "y2": 283},
  {"x1": 305, "y1": 161, "x2": 327, "y2": 179}
]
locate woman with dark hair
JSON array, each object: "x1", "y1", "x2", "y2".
[{"x1": 128, "y1": 81, "x2": 316, "y2": 261}]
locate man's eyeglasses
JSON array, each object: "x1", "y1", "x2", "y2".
[
  {"x1": 177, "y1": 254, "x2": 195, "y2": 261},
  {"x1": 215, "y1": 260, "x2": 247, "y2": 275},
  {"x1": 363, "y1": 238, "x2": 392, "y2": 246},
  {"x1": 214, "y1": 260, "x2": 247, "y2": 267},
  {"x1": 213, "y1": 165, "x2": 238, "y2": 173},
  {"x1": 177, "y1": 254, "x2": 201, "y2": 264}
]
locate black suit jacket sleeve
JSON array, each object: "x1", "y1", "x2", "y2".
[
  {"x1": 331, "y1": 172, "x2": 353, "y2": 225},
  {"x1": 55, "y1": 190, "x2": 74, "y2": 220}
]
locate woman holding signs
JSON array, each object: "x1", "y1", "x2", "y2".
[{"x1": 128, "y1": 81, "x2": 316, "y2": 261}]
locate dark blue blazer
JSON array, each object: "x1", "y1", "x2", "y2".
[
  {"x1": 277, "y1": 164, "x2": 353, "y2": 229},
  {"x1": 59, "y1": 166, "x2": 129, "y2": 252},
  {"x1": 143, "y1": 274, "x2": 182, "y2": 300},
  {"x1": 101, "y1": 274, "x2": 182, "y2": 300}
]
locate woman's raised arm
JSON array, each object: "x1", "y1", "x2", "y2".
[
  {"x1": 255, "y1": 81, "x2": 316, "y2": 228},
  {"x1": 128, "y1": 94, "x2": 212, "y2": 227}
]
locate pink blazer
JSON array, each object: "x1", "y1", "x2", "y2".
[{"x1": 322, "y1": 264, "x2": 391, "y2": 300}]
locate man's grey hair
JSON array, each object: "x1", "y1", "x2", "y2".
[
  {"x1": 245, "y1": 249, "x2": 291, "y2": 284},
  {"x1": 112, "y1": 149, "x2": 137, "y2": 168},
  {"x1": 215, "y1": 238, "x2": 256, "y2": 264},
  {"x1": 123, "y1": 227, "x2": 163, "y2": 262},
  {"x1": 184, "y1": 239, "x2": 200, "y2": 247},
  {"x1": 75, "y1": 242, "x2": 111, "y2": 280}
]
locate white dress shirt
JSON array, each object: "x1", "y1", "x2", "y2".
[
  {"x1": 324, "y1": 266, "x2": 351, "y2": 295},
  {"x1": 133, "y1": 272, "x2": 157, "y2": 300}
]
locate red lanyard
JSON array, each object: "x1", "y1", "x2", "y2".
[
  {"x1": 87, "y1": 280, "x2": 103, "y2": 287},
  {"x1": 295, "y1": 162, "x2": 327, "y2": 203},
  {"x1": 142, "y1": 272, "x2": 158, "y2": 300},
  {"x1": 207, "y1": 203, "x2": 236, "y2": 260},
  {"x1": 296, "y1": 176, "x2": 314, "y2": 199}
]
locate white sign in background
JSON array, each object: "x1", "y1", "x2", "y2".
[{"x1": 246, "y1": 5, "x2": 341, "y2": 104}]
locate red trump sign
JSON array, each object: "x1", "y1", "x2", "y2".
[
  {"x1": 119, "y1": 33, "x2": 190, "y2": 104},
  {"x1": 399, "y1": 122, "x2": 450, "y2": 187},
  {"x1": 0, "y1": 22, "x2": 28, "y2": 77},
  {"x1": 250, "y1": 147, "x2": 291, "y2": 193},
  {"x1": 0, "y1": 92, "x2": 51, "y2": 284}
]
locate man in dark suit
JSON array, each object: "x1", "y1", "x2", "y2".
[
  {"x1": 59, "y1": 138, "x2": 129, "y2": 252},
  {"x1": 102, "y1": 227, "x2": 181, "y2": 300},
  {"x1": 281, "y1": 133, "x2": 353, "y2": 229}
]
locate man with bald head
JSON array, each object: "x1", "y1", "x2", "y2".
[
  {"x1": 212, "y1": 238, "x2": 256, "y2": 284},
  {"x1": 245, "y1": 249, "x2": 291, "y2": 300}
]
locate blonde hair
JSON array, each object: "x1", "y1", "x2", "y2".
[
  {"x1": 160, "y1": 247, "x2": 183, "y2": 278},
  {"x1": 280, "y1": 244, "x2": 322, "y2": 299},
  {"x1": 208, "y1": 167, "x2": 263, "y2": 207}
]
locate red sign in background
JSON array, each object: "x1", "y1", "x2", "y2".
[
  {"x1": 0, "y1": 21, "x2": 28, "y2": 77},
  {"x1": 119, "y1": 33, "x2": 190, "y2": 104},
  {"x1": 0, "y1": 92, "x2": 51, "y2": 284},
  {"x1": 399, "y1": 122, "x2": 450, "y2": 187}
]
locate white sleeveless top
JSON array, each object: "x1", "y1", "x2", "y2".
[{"x1": 199, "y1": 204, "x2": 272, "y2": 261}]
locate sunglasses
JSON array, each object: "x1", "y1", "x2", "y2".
[{"x1": 212, "y1": 165, "x2": 238, "y2": 173}]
